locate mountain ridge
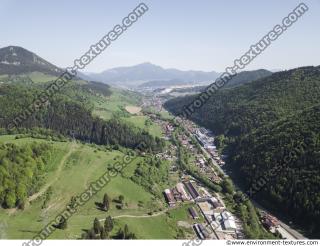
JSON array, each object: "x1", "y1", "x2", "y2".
[
  {"x1": 144, "y1": 69, "x2": 273, "y2": 90},
  {"x1": 87, "y1": 62, "x2": 220, "y2": 87},
  {"x1": 0, "y1": 46, "x2": 63, "y2": 76}
]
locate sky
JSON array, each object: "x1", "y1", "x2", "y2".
[{"x1": 0, "y1": 0, "x2": 319, "y2": 73}]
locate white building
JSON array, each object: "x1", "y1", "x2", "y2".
[
  {"x1": 221, "y1": 211, "x2": 237, "y2": 230},
  {"x1": 176, "y1": 183, "x2": 191, "y2": 201}
]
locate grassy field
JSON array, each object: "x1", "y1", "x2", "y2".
[
  {"x1": 0, "y1": 135, "x2": 191, "y2": 239},
  {"x1": 123, "y1": 115, "x2": 163, "y2": 138},
  {"x1": 0, "y1": 74, "x2": 9, "y2": 80},
  {"x1": 113, "y1": 203, "x2": 202, "y2": 239},
  {"x1": 145, "y1": 107, "x2": 174, "y2": 120},
  {"x1": 125, "y1": 106, "x2": 141, "y2": 114},
  {"x1": 27, "y1": 72, "x2": 58, "y2": 83},
  {"x1": 159, "y1": 110, "x2": 174, "y2": 120},
  {"x1": 92, "y1": 88, "x2": 141, "y2": 120},
  {"x1": 115, "y1": 214, "x2": 177, "y2": 239},
  {"x1": 91, "y1": 88, "x2": 163, "y2": 138},
  {"x1": 0, "y1": 136, "x2": 154, "y2": 238}
]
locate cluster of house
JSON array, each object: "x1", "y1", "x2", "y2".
[
  {"x1": 178, "y1": 119, "x2": 226, "y2": 167},
  {"x1": 164, "y1": 178, "x2": 243, "y2": 239},
  {"x1": 194, "y1": 128, "x2": 225, "y2": 166},
  {"x1": 156, "y1": 149, "x2": 176, "y2": 162},
  {"x1": 260, "y1": 213, "x2": 296, "y2": 239},
  {"x1": 261, "y1": 213, "x2": 279, "y2": 231},
  {"x1": 142, "y1": 96, "x2": 163, "y2": 112},
  {"x1": 176, "y1": 127, "x2": 222, "y2": 184},
  {"x1": 163, "y1": 122, "x2": 175, "y2": 140},
  {"x1": 163, "y1": 181, "x2": 196, "y2": 207},
  {"x1": 195, "y1": 192, "x2": 243, "y2": 239},
  {"x1": 195, "y1": 128, "x2": 214, "y2": 147},
  {"x1": 197, "y1": 199, "x2": 242, "y2": 239},
  {"x1": 195, "y1": 156, "x2": 222, "y2": 184},
  {"x1": 193, "y1": 223, "x2": 210, "y2": 239}
]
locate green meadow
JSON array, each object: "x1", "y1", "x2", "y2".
[
  {"x1": 123, "y1": 115, "x2": 163, "y2": 138},
  {"x1": 0, "y1": 135, "x2": 193, "y2": 239},
  {"x1": 92, "y1": 88, "x2": 141, "y2": 120}
]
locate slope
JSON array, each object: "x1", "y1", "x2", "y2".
[{"x1": 164, "y1": 66, "x2": 320, "y2": 237}]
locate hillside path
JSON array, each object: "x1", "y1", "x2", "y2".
[
  {"x1": 27, "y1": 142, "x2": 77, "y2": 203},
  {"x1": 98, "y1": 208, "x2": 170, "y2": 222}
]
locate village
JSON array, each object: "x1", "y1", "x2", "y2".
[
  {"x1": 166, "y1": 121, "x2": 244, "y2": 239},
  {"x1": 143, "y1": 108, "x2": 244, "y2": 239},
  {"x1": 143, "y1": 95, "x2": 303, "y2": 240},
  {"x1": 163, "y1": 179, "x2": 244, "y2": 240}
]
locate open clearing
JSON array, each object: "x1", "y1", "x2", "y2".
[
  {"x1": 124, "y1": 115, "x2": 163, "y2": 138},
  {"x1": 125, "y1": 105, "x2": 142, "y2": 114},
  {"x1": 92, "y1": 88, "x2": 141, "y2": 120},
  {"x1": 113, "y1": 204, "x2": 201, "y2": 239}
]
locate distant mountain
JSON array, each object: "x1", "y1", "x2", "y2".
[
  {"x1": 0, "y1": 46, "x2": 63, "y2": 76},
  {"x1": 87, "y1": 62, "x2": 220, "y2": 87}
]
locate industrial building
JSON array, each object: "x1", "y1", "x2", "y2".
[
  {"x1": 176, "y1": 182, "x2": 191, "y2": 201},
  {"x1": 164, "y1": 189, "x2": 176, "y2": 207},
  {"x1": 188, "y1": 207, "x2": 200, "y2": 219},
  {"x1": 184, "y1": 181, "x2": 200, "y2": 200}
]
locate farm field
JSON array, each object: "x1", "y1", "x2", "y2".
[{"x1": 92, "y1": 88, "x2": 141, "y2": 120}]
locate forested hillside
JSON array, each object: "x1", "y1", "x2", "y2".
[
  {"x1": 0, "y1": 142, "x2": 52, "y2": 208},
  {"x1": 221, "y1": 69, "x2": 272, "y2": 88},
  {"x1": 0, "y1": 81, "x2": 163, "y2": 152},
  {"x1": 165, "y1": 66, "x2": 320, "y2": 136},
  {"x1": 231, "y1": 105, "x2": 320, "y2": 237},
  {"x1": 164, "y1": 66, "x2": 320, "y2": 237}
]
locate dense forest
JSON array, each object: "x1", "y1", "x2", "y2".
[
  {"x1": 164, "y1": 66, "x2": 320, "y2": 237},
  {"x1": 0, "y1": 82, "x2": 164, "y2": 152},
  {"x1": 231, "y1": 105, "x2": 320, "y2": 236},
  {"x1": 81, "y1": 81, "x2": 112, "y2": 97},
  {"x1": 0, "y1": 142, "x2": 52, "y2": 208}
]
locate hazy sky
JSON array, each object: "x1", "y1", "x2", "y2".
[{"x1": 0, "y1": 0, "x2": 319, "y2": 72}]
